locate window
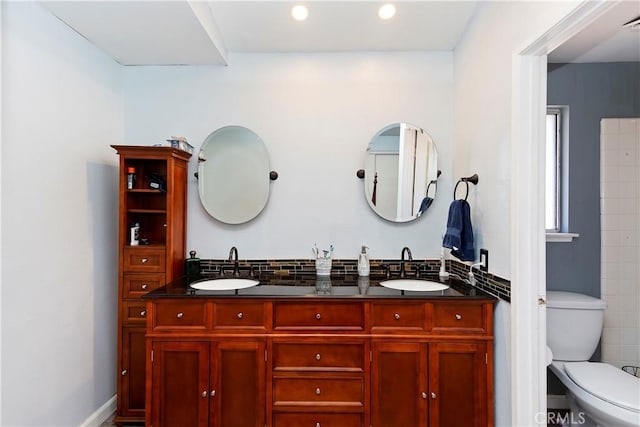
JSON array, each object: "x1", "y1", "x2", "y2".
[
  {"x1": 545, "y1": 106, "x2": 578, "y2": 242},
  {"x1": 545, "y1": 108, "x2": 562, "y2": 232}
]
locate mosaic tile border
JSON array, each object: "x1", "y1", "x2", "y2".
[{"x1": 198, "y1": 258, "x2": 511, "y2": 302}]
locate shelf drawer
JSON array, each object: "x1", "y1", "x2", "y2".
[
  {"x1": 273, "y1": 302, "x2": 364, "y2": 330},
  {"x1": 152, "y1": 300, "x2": 207, "y2": 330},
  {"x1": 273, "y1": 342, "x2": 365, "y2": 371},
  {"x1": 213, "y1": 302, "x2": 265, "y2": 329},
  {"x1": 273, "y1": 376, "x2": 364, "y2": 406},
  {"x1": 123, "y1": 247, "x2": 165, "y2": 272},
  {"x1": 273, "y1": 413, "x2": 362, "y2": 427},
  {"x1": 122, "y1": 301, "x2": 148, "y2": 324},
  {"x1": 430, "y1": 302, "x2": 486, "y2": 333},
  {"x1": 123, "y1": 273, "x2": 166, "y2": 299},
  {"x1": 371, "y1": 302, "x2": 425, "y2": 330}
]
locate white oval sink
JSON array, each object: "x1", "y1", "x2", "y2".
[
  {"x1": 379, "y1": 279, "x2": 449, "y2": 292},
  {"x1": 190, "y1": 278, "x2": 259, "y2": 291}
]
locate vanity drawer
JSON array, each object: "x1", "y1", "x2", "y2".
[
  {"x1": 371, "y1": 302, "x2": 425, "y2": 330},
  {"x1": 273, "y1": 342, "x2": 365, "y2": 371},
  {"x1": 430, "y1": 302, "x2": 486, "y2": 333},
  {"x1": 123, "y1": 273, "x2": 165, "y2": 299},
  {"x1": 122, "y1": 301, "x2": 148, "y2": 324},
  {"x1": 213, "y1": 302, "x2": 265, "y2": 329},
  {"x1": 123, "y1": 247, "x2": 165, "y2": 273},
  {"x1": 273, "y1": 376, "x2": 364, "y2": 406},
  {"x1": 273, "y1": 302, "x2": 364, "y2": 330},
  {"x1": 273, "y1": 413, "x2": 362, "y2": 427},
  {"x1": 152, "y1": 300, "x2": 207, "y2": 330}
]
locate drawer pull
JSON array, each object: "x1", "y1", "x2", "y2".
[
  {"x1": 316, "y1": 423, "x2": 320, "y2": 427},
  {"x1": 237, "y1": 312, "x2": 243, "y2": 319},
  {"x1": 141, "y1": 284, "x2": 148, "y2": 290},
  {"x1": 176, "y1": 312, "x2": 184, "y2": 319},
  {"x1": 315, "y1": 313, "x2": 321, "y2": 320},
  {"x1": 394, "y1": 313, "x2": 400, "y2": 320},
  {"x1": 431, "y1": 392, "x2": 437, "y2": 399},
  {"x1": 422, "y1": 392, "x2": 427, "y2": 399},
  {"x1": 141, "y1": 258, "x2": 148, "y2": 264},
  {"x1": 210, "y1": 389, "x2": 216, "y2": 397},
  {"x1": 315, "y1": 353, "x2": 321, "y2": 361},
  {"x1": 140, "y1": 310, "x2": 146, "y2": 317},
  {"x1": 121, "y1": 369, "x2": 127, "y2": 376},
  {"x1": 455, "y1": 314, "x2": 462, "y2": 320},
  {"x1": 201, "y1": 390, "x2": 207, "y2": 398},
  {"x1": 315, "y1": 387, "x2": 321, "y2": 395}
]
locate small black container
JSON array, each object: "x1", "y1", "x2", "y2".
[{"x1": 185, "y1": 250, "x2": 201, "y2": 277}]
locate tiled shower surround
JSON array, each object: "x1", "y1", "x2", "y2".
[
  {"x1": 600, "y1": 118, "x2": 640, "y2": 371},
  {"x1": 199, "y1": 258, "x2": 511, "y2": 302}
]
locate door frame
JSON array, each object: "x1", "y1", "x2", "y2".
[{"x1": 510, "y1": 1, "x2": 619, "y2": 425}]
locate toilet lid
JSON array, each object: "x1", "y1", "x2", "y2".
[{"x1": 564, "y1": 362, "x2": 640, "y2": 412}]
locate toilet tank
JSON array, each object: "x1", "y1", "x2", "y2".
[{"x1": 546, "y1": 291, "x2": 606, "y2": 361}]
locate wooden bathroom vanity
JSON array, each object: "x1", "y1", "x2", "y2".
[{"x1": 143, "y1": 277, "x2": 495, "y2": 427}]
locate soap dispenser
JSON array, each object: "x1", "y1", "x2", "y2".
[{"x1": 358, "y1": 246, "x2": 370, "y2": 277}]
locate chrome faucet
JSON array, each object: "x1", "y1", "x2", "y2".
[
  {"x1": 228, "y1": 246, "x2": 240, "y2": 276},
  {"x1": 400, "y1": 247, "x2": 413, "y2": 278}
]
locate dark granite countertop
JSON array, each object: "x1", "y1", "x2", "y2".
[{"x1": 144, "y1": 273, "x2": 497, "y2": 301}]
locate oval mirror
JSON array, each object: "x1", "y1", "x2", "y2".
[
  {"x1": 364, "y1": 123, "x2": 439, "y2": 222},
  {"x1": 198, "y1": 126, "x2": 271, "y2": 224}
]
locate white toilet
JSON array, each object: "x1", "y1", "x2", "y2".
[{"x1": 547, "y1": 291, "x2": 640, "y2": 427}]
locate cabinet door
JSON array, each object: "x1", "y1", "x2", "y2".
[
  {"x1": 211, "y1": 340, "x2": 266, "y2": 427},
  {"x1": 151, "y1": 341, "x2": 210, "y2": 427},
  {"x1": 371, "y1": 342, "x2": 427, "y2": 427},
  {"x1": 428, "y1": 342, "x2": 488, "y2": 427},
  {"x1": 118, "y1": 326, "x2": 146, "y2": 419}
]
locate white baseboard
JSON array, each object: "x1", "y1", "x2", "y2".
[
  {"x1": 547, "y1": 393, "x2": 569, "y2": 409},
  {"x1": 79, "y1": 395, "x2": 116, "y2": 427}
]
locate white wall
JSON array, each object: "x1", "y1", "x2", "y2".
[
  {"x1": 1, "y1": 2, "x2": 122, "y2": 426},
  {"x1": 123, "y1": 52, "x2": 455, "y2": 261},
  {"x1": 600, "y1": 118, "x2": 640, "y2": 370}
]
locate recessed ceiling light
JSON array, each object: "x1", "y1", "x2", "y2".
[
  {"x1": 291, "y1": 5, "x2": 309, "y2": 21},
  {"x1": 378, "y1": 4, "x2": 396, "y2": 20}
]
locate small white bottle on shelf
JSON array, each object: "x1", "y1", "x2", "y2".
[{"x1": 358, "y1": 246, "x2": 370, "y2": 277}]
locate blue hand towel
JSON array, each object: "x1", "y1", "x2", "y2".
[
  {"x1": 417, "y1": 196, "x2": 433, "y2": 217},
  {"x1": 442, "y1": 199, "x2": 475, "y2": 261}
]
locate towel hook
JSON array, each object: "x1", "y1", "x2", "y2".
[{"x1": 454, "y1": 174, "x2": 479, "y2": 201}]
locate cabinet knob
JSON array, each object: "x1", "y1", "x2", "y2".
[
  {"x1": 421, "y1": 392, "x2": 427, "y2": 399},
  {"x1": 316, "y1": 423, "x2": 320, "y2": 427},
  {"x1": 315, "y1": 353, "x2": 321, "y2": 361},
  {"x1": 210, "y1": 390, "x2": 216, "y2": 397},
  {"x1": 237, "y1": 312, "x2": 243, "y2": 319},
  {"x1": 394, "y1": 313, "x2": 400, "y2": 320},
  {"x1": 315, "y1": 387, "x2": 321, "y2": 395},
  {"x1": 315, "y1": 313, "x2": 321, "y2": 320},
  {"x1": 141, "y1": 284, "x2": 148, "y2": 290},
  {"x1": 121, "y1": 369, "x2": 127, "y2": 376},
  {"x1": 455, "y1": 314, "x2": 462, "y2": 320},
  {"x1": 141, "y1": 258, "x2": 148, "y2": 263},
  {"x1": 201, "y1": 391, "x2": 207, "y2": 398},
  {"x1": 176, "y1": 312, "x2": 184, "y2": 319},
  {"x1": 431, "y1": 392, "x2": 437, "y2": 399},
  {"x1": 140, "y1": 310, "x2": 146, "y2": 317}
]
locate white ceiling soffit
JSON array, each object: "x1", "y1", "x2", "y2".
[
  {"x1": 41, "y1": 1, "x2": 229, "y2": 65},
  {"x1": 206, "y1": 1, "x2": 479, "y2": 53},
  {"x1": 548, "y1": 1, "x2": 640, "y2": 63},
  {"x1": 40, "y1": 1, "x2": 478, "y2": 66}
]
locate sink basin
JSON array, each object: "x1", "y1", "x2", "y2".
[
  {"x1": 379, "y1": 279, "x2": 449, "y2": 292},
  {"x1": 190, "y1": 278, "x2": 259, "y2": 291}
]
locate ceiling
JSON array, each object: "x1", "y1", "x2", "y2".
[{"x1": 41, "y1": 1, "x2": 640, "y2": 66}]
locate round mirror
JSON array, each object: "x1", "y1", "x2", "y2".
[
  {"x1": 198, "y1": 126, "x2": 271, "y2": 224},
  {"x1": 364, "y1": 123, "x2": 439, "y2": 222}
]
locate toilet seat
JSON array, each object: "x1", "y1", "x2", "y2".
[{"x1": 563, "y1": 362, "x2": 640, "y2": 413}]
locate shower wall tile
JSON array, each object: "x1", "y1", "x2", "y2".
[{"x1": 600, "y1": 118, "x2": 640, "y2": 371}]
